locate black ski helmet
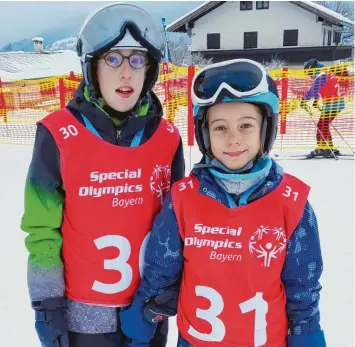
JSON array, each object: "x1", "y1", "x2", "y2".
[{"x1": 304, "y1": 58, "x2": 319, "y2": 70}]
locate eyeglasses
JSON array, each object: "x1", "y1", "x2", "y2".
[
  {"x1": 102, "y1": 51, "x2": 148, "y2": 69},
  {"x1": 192, "y1": 59, "x2": 271, "y2": 106}
]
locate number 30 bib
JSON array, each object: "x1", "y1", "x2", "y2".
[
  {"x1": 40, "y1": 108, "x2": 180, "y2": 306},
  {"x1": 172, "y1": 173, "x2": 310, "y2": 347}
]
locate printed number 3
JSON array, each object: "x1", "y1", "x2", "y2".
[
  {"x1": 188, "y1": 286, "x2": 225, "y2": 342},
  {"x1": 188, "y1": 286, "x2": 268, "y2": 347},
  {"x1": 92, "y1": 233, "x2": 150, "y2": 294}
]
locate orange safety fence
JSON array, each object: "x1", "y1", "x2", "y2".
[
  {"x1": 269, "y1": 62, "x2": 354, "y2": 152},
  {"x1": 0, "y1": 61, "x2": 354, "y2": 152}
]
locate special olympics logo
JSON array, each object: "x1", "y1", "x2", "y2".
[
  {"x1": 150, "y1": 165, "x2": 171, "y2": 203},
  {"x1": 249, "y1": 226, "x2": 286, "y2": 267}
]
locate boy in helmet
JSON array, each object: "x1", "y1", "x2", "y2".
[
  {"x1": 121, "y1": 59, "x2": 326, "y2": 347},
  {"x1": 301, "y1": 58, "x2": 345, "y2": 158},
  {"x1": 21, "y1": 3, "x2": 184, "y2": 347}
]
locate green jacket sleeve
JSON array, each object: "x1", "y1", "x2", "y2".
[{"x1": 20, "y1": 124, "x2": 65, "y2": 301}]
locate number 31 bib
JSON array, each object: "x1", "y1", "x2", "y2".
[{"x1": 172, "y1": 173, "x2": 310, "y2": 347}]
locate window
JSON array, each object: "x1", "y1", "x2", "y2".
[
  {"x1": 323, "y1": 29, "x2": 326, "y2": 46},
  {"x1": 256, "y1": 1, "x2": 269, "y2": 9},
  {"x1": 207, "y1": 33, "x2": 220, "y2": 49},
  {"x1": 327, "y1": 30, "x2": 332, "y2": 46},
  {"x1": 283, "y1": 29, "x2": 298, "y2": 46},
  {"x1": 334, "y1": 31, "x2": 342, "y2": 45},
  {"x1": 240, "y1": 1, "x2": 253, "y2": 10},
  {"x1": 244, "y1": 32, "x2": 258, "y2": 49}
]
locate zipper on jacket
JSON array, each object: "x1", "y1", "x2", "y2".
[{"x1": 116, "y1": 129, "x2": 121, "y2": 143}]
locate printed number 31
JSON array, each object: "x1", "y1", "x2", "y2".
[
  {"x1": 282, "y1": 185, "x2": 298, "y2": 201},
  {"x1": 188, "y1": 286, "x2": 268, "y2": 346}
]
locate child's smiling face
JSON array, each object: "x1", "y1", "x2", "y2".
[{"x1": 208, "y1": 102, "x2": 263, "y2": 170}]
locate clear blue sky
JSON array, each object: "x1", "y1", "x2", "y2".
[{"x1": 0, "y1": 1, "x2": 202, "y2": 46}]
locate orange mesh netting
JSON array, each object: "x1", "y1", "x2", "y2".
[{"x1": 1, "y1": 62, "x2": 354, "y2": 152}]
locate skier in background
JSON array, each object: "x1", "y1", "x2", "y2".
[{"x1": 301, "y1": 58, "x2": 345, "y2": 158}]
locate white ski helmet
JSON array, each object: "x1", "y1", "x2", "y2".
[
  {"x1": 77, "y1": 2, "x2": 165, "y2": 100},
  {"x1": 192, "y1": 59, "x2": 280, "y2": 157}
]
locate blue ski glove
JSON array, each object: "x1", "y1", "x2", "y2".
[
  {"x1": 32, "y1": 297, "x2": 69, "y2": 347},
  {"x1": 287, "y1": 330, "x2": 326, "y2": 347},
  {"x1": 120, "y1": 293, "x2": 157, "y2": 347}
]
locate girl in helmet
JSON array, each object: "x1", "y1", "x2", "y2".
[
  {"x1": 121, "y1": 59, "x2": 326, "y2": 347},
  {"x1": 21, "y1": 3, "x2": 184, "y2": 347}
]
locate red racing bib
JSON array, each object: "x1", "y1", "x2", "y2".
[
  {"x1": 40, "y1": 108, "x2": 180, "y2": 306},
  {"x1": 172, "y1": 173, "x2": 310, "y2": 347}
]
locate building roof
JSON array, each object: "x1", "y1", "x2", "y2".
[
  {"x1": 0, "y1": 50, "x2": 81, "y2": 81},
  {"x1": 167, "y1": 0, "x2": 354, "y2": 32}
]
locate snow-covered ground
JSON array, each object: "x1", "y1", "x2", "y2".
[{"x1": 0, "y1": 144, "x2": 353, "y2": 347}]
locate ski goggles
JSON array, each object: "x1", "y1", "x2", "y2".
[
  {"x1": 102, "y1": 51, "x2": 148, "y2": 69},
  {"x1": 77, "y1": 3, "x2": 165, "y2": 62},
  {"x1": 192, "y1": 59, "x2": 272, "y2": 106}
]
